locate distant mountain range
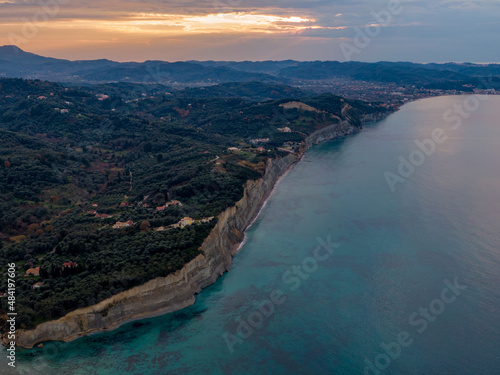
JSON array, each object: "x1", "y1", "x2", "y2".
[
  {"x1": 0, "y1": 45, "x2": 280, "y2": 86},
  {"x1": 1, "y1": 45, "x2": 499, "y2": 90}
]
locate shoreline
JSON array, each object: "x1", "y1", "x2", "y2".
[
  {"x1": 232, "y1": 122, "x2": 348, "y2": 255},
  {"x1": 11, "y1": 109, "x2": 390, "y2": 349},
  {"x1": 233, "y1": 155, "x2": 299, "y2": 254}
]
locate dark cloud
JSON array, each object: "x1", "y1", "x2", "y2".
[{"x1": 0, "y1": 0, "x2": 498, "y2": 62}]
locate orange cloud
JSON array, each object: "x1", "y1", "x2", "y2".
[{"x1": 33, "y1": 12, "x2": 321, "y2": 36}]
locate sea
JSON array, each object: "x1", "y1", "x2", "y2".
[{"x1": 5, "y1": 95, "x2": 500, "y2": 375}]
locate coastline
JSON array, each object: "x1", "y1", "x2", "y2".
[
  {"x1": 11, "y1": 110, "x2": 390, "y2": 349},
  {"x1": 232, "y1": 118, "x2": 345, "y2": 256},
  {"x1": 233, "y1": 156, "x2": 298, "y2": 255}
]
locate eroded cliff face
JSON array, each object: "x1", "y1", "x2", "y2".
[
  {"x1": 305, "y1": 119, "x2": 358, "y2": 148},
  {"x1": 13, "y1": 111, "x2": 388, "y2": 349},
  {"x1": 13, "y1": 154, "x2": 300, "y2": 349}
]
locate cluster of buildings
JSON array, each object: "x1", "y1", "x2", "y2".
[
  {"x1": 87, "y1": 203, "x2": 115, "y2": 220},
  {"x1": 63, "y1": 261, "x2": 78, "y2": 269},
  {"x1": 157, "y1": 217, "x2": 194, "y2": 231},
  {"x1": 277, "y1": 126, "x2": 292, "y2": 133},
  {"x1": 294, "y1": 78, "x2": 498, "y2": 109},
  {"x1": 278, "y1": 141, "x2": 301, "y2": 154},
  {"x1": 86, "y1": 199, "x2": 202, "y2": 231},
  {"x1": 96, "y1": 93, "x2": 110, "y2": 101},
  {"x1": 24, "y1": 262, "x2": 79, "y2": 277},
  {"x1": 249, "y1": 138, "x2": 270, "y2": 144},
  {"x1": 25, "y1": 266, "x2": 40, "y2": 277},
  {"x1": 0, "y1": 265, "x2": 44, "y2": 292},
  {"x1": 156, "y1": 216, "x2": 214, "y2": 231},
  {"x1": 24, "y1": 261, "x2": 79, "y2": 289},
  {"x1": 156, "y1": 200, "x2": 182, "y2": 211},
  {"x1": 112, "y1": 220, "x2": 134, "y2": 229},
  {"x1": 88, "y1": 211, "x2": 113, "y2": 219},
  {"x1": 176, "y1": 217, "x2": 195, "y2": 228}
]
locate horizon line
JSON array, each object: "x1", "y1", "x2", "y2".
[{"x1": 1, "y1": 45, "x2": 499, "y2": 66}]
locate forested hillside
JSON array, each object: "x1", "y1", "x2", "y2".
[{"x1": 0, "y1": 78, "x2": 388, "y2": 331}]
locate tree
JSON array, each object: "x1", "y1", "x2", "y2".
[
  {"x1": 140, "y1": 221, "x2": 151, "y2": 232},
  {"x1": 4, "y1": 160, "x2": 10, "y2": 168}
]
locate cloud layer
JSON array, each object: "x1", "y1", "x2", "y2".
[{"x1": 0, "y1": 0, "x2": 498, "y2": 62}]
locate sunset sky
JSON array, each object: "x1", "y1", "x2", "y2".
[{"x1": 0, "y1": 0, "x2": 499, "y2": 62}]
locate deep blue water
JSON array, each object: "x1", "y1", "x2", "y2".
[{"x1": 5, "y1": 95, "x2": 500, "y2": 374}]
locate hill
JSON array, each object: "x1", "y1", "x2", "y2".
[
  {"x1": 0, "y1": 78, "x2": 389, "y2": 332},
  {"x1": 1, "y1": 46, "x2": 499, "y2": 92}
]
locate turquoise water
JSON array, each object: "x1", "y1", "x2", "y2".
[{"x1": 6, "y1": 95, "x2": 500, "y2": 374}]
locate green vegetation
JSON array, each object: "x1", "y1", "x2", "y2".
[{"x1": 0, "y1": 78, "x2": 388, "y2": 331}]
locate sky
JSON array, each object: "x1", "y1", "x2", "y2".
[{"x1": 0, "y1": 0, "x2": 499, "y2": 62}]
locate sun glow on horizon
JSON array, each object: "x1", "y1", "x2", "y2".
[{"x1": 37, "y1": 12, "x2": 332, "y2": 36}]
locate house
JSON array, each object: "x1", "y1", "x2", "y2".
[
  {"x1": 277, "y1": 127, "x2": 292, "y2": 133},
  {"x1": 156, "y1": 206, "x2": 166, "y2": 211},
  {"x1": 113, "y1": 220, "x2": 134, "y2": 229},
  {"x1": 200, "y1": 217, "x2": 214, "y2": 223},
  {"x1": 32, "y1": 282, "x2": 43, "y2": 290},
  {"x1": 256, "y1": 147, "x2": 266, "y2": 153},
  {"x1": 120, "y1": 202, "x2": 133, "y2": 207},
  {"x1": 96, "y1": 94, "x2": 109, "y2": 101},
  {"x1": 91, "y1": 203, "x2": 98, "y2": 207},
  {"x1": 249, "y1": 138, "x2": 270, "y2": 144},
  {"x1": 228, "y1": 147, "x2": 240, "y2": 152},
  {"x1": 95, "y1": 213, "x2": 112, "y2": 219},
  {"x1": 25, "y1": 266, "x2": 40, "y2": 277},
  {"x1": 60, "y1": 109, "x2": 69, "y2": 114},
  {"x1": 179, "y1": 217, "x2": 194, "y2": 228},
  {"x1": 87, "y1": 210, "x2": 97, "y2": 215},
  {"x1": 165, "y1": 200, "x2": 182, "y2": 207},
  {"x1": 63, "y1": 261, "x2": 78, "y2": 269}
]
